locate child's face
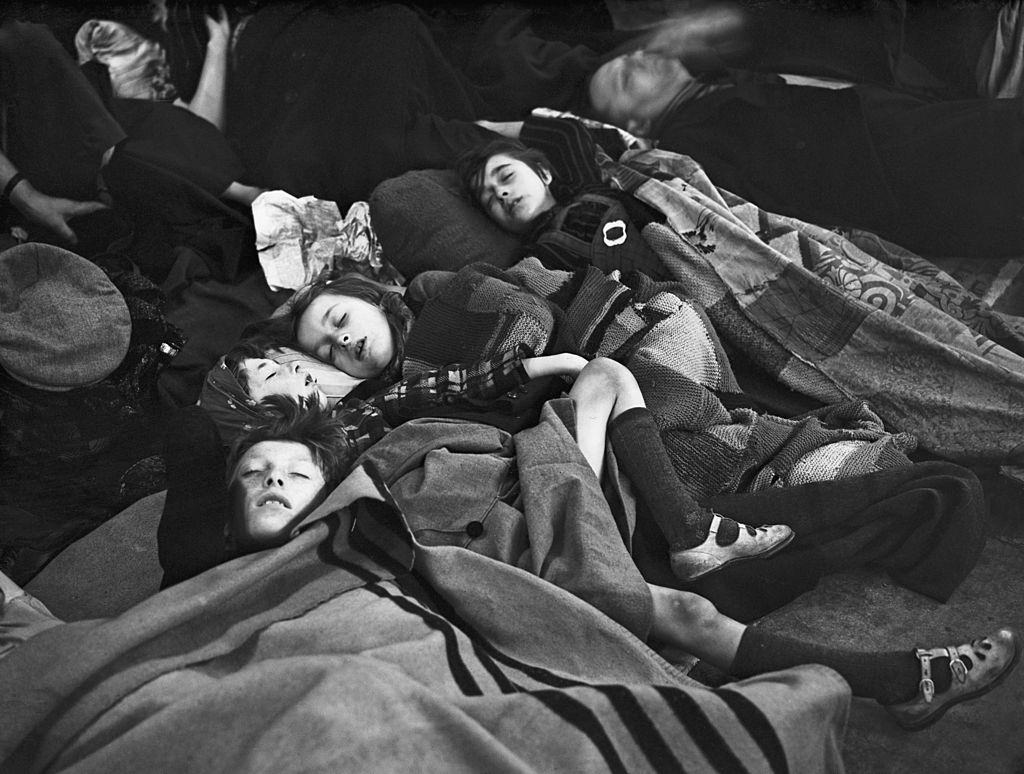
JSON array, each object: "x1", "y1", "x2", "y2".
[
  {"x1": 241, "y1": 358, "x2": 325, "y2": 405},
  {"x1": 296, "y1": 294, "x2": 395, "y2": 379},
  {"x1": 476, "y1": 153, "x2": 557, "y2": 233},
  {"x1": 229, "y1": 440, "x2": 328, "y2": 548}
]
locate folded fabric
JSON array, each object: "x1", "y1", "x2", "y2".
[
  {"x1": 0, "y1": 243, "x2": 131, "y2": 391},
  {"x1": 74, "y1": 19, "x2": 177, "y2": 101}
]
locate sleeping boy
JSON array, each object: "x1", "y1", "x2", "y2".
[{"x1": 192, "y1": 368, "x2": 1015, "y2": 734}]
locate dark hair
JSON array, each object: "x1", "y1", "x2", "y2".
[
  {"x1": 222, "y1": 335, "x2": 286, "y2": 395},
  {"x1": 249, "y1": 270, "x2": 415, "y2": 381},
  {"x1": 226, "y1": 395, "x2": 353, "y2": 489},
  {"x1": 455, "y1": 138, "x2": 553, "y2": 209}
]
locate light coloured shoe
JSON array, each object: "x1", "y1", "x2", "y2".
[
  {"x1": 885, "y1": 628, "x2": 1020, "y2": 731},
  {"x1": 669, "y1": 512, "x2": 794, "y2": 582}
]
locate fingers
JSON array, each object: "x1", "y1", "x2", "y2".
[{"x1": 65, "y1": 200, "x2": 109, "y2": 218}]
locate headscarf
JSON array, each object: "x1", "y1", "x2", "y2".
[{"x1": 197, "y1": 356, "x2": 262, "y2": 446}]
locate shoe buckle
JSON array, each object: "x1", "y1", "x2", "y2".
[
  {"x1": 914, "y1": 648, "x2": 935, "y2": 703},
  {"x1": 947, "y1": 649, "x2": 968, "y2": 684}
]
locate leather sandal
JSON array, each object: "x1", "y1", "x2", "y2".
[
  {"x1": 885, "y1": 628, "x2": 1020, "y2": 731},
  {"x1": 669, "y1": 512, "x2": 794, "y2": 582}
]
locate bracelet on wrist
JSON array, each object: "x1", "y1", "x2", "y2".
[{"x1": 2, "y1": 172, "x2": 26, "y2": 201}]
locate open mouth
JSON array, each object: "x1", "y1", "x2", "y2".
[
  {"x1": 257, "y1": 493, "x2": 292, "y2": 508},
  {"x1": 304, "y1": 373, "x2": 316, "y2": 386},
  {"x1": 355, "y1": 338, "x2": 366, "y2": 360}
]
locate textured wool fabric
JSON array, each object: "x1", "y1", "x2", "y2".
[{"x1": 0, "y1": 243, "x2": 131, "y2": 390}]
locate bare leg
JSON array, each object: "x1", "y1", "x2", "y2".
[
  {"x1": 647, "y1": 582, "x2": 745, "y2": 671},
  {"x1": 568, "y1": 357, "x2": 645, "y2": 480}
]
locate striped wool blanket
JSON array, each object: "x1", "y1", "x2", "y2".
[
  {"x1": 601, "y1": 148, "x2": 1024, "y2": 466},
  {"x1": 0, "y1": 465, "x2": 849, "y2": 774},
  {"x1": 405, "y1": 259, "x2": 914, "y2": 502}
]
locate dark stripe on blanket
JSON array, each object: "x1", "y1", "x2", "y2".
[
  {"x1": 364, "y1": 581, "x2": 499, "y2": 697},
  {"x1": 716, "y1": 690, "x2": 790, "y2": 774},
  {"x1": 655, "y1": 686, "x2": 754, "y2": 774},
  {"x1": 601, "y1": 685, "x2": 687, "y2": 772},
  {"x1": 581, "y1": 289, "x2": 633, "y2": 356},
  {"x1": 528, "y1": 689, "x2": 630, "y2": 774}
]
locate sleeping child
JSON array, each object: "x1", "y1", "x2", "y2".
[
  {"x1": 199, "y1": 324, "x2": 794, "y2": 581},
  {"x1": 194, "y1": 371, "x2": 1016, "y2": 734}
]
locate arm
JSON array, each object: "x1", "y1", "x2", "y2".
[
  {"x1": 519, "y1": 116, "x2": 606, "y2": 190},
  {"x1": 176, "y1": 6, "x2": 230, "y2": 130},
  {"x1": 0, "y1": 153, "x2": 107, "y2": 247},
  {"x1": 370, "y1": 347, "x2": 577, "y2": 426}
]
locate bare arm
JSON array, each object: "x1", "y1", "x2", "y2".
[
  {"x1": 522, "y1": 353, "x2": 588, "y2": 379},
  {"x1": 475, "y1": 120, "x2": 525, "y2": 139},
  {"x1": 177, "y1": 6, "x2": 231, "y2": 131}
]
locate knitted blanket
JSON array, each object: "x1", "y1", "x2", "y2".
[
  {"x1": 601, "y1": 149, "x2": 1024, "y2": 465},
  {"x1": 405, "y1": 259, "x2": 914, "y2": 502}
]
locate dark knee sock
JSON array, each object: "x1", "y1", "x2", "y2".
[
  {"x1": 730, "y1": 627, "x2": 952, "y2": 704},
  {"x1": 609, "y1": 407, "x2": 738, "y2": 549}
]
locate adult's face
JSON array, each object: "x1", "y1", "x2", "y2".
[
  {"x1": 476, "y1": 153, "x2": 557, "y2": 233},
  {"x1": 241, "y1": 357, "x2": 325, "y2": 405},
  {"x1": 296, "y1": 294, "x2": 395, "y2": 379},
  {"x1": 588, "y1": 51, "x2": 692, "y2": 135},
  {"x1": 230, "y1": 440, "x2": 328, "y2": 547}
]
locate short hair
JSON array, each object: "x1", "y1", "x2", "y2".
[
  {"x1": 222, "y1": 335, "x2": 285, "y2": 395},
  {"x1": 226, "y1": 395, "x2": 353, "y2": 489},
  {"x1": 251, "y1": 269, "x2": 414, "y2": 380},
  {"x1": 455, "y1": 138, "x2": 553, "y2": 209}
]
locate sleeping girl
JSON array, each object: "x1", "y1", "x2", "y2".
[{"x1": 456, "y1": 115, "x2": 669, "y2": 278}]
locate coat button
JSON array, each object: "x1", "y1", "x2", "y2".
[{"x1": 465, "y1": 521, "x2": 484, "y2": 538}]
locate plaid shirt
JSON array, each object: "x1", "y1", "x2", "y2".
[{"x1": 330, "y1": 348, "x2": 532, "y2": 459}]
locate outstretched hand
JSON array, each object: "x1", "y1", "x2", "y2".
[{"x1": 9, "y1": 182, "x2": 108, "y2": 247}]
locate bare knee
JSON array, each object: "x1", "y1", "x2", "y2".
[{"x1": 650, "y1": 585, "x2": 721, "y2": 633}]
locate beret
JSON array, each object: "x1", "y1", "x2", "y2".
[{"x1": 0, "y1": 243, "x2": 132, "y2": 391}]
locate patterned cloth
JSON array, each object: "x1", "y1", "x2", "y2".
[
  {"x1": 406, "y1": 260, "x2": 915, "y2": 502},
  {"x1": 602, "y1": 148, "x2": 1024, "y2": 465}
]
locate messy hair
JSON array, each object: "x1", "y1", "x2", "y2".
[
  {"x1": 455, "y1": 138, "x2": 553, "y2": 208},
  {"x1": 226, "y1": 395, "x2": 353, "y2": 489},
  {"x1": 221, "y1": 335, "x2": 286, "y2": 395}
]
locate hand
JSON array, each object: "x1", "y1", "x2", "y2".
[
  {"x1": 475, "y1": 120, "x2": 524, "y2": 139},
  {"x1": 204, "y1": 4, "x2": 231, "y2": 51},
  {"x1": 9, "y1": 181, "x2": 108, "y2": 247}
]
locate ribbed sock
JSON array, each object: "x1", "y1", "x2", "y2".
[
  {"x1": 730, "y1": 627, "x2": 953, "y2": 704},
  {"x1": 608, "y1": 407, "x2": 738, "y2": 549}
]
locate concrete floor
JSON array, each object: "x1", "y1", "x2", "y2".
[{"x1": 755, "y1": 473, "x2": 1024, "y2": 773}]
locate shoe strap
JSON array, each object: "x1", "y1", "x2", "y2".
[
  {"x1": 912, "y1": 647, "x2": 936, "y2": 704},
  {"x1": 946, "y1": 646, "x2": 968, "y2": 684},
  {"x1": 707, "y1": 512, "x2": 723, "y2": 537}
]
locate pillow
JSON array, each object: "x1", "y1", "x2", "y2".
[{"x1": 369, "y1": 168, "x2": 522, "y2": 278}]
